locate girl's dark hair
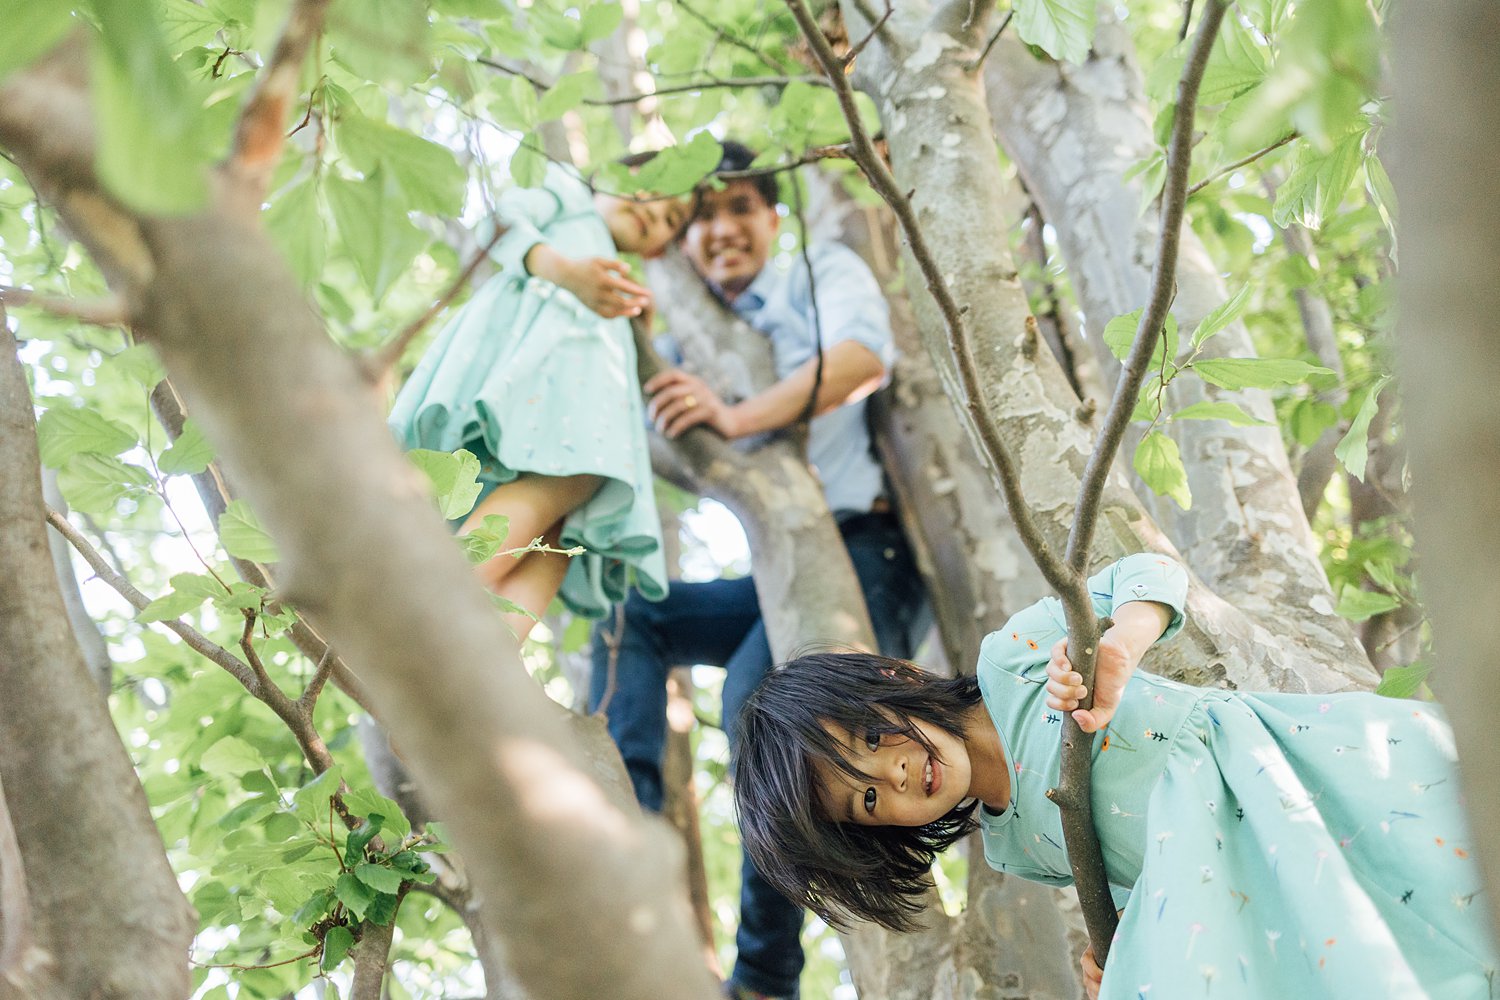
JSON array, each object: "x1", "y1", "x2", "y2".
[{"x1": 731, "y1": 651, "x2": 983, "y2": 932}]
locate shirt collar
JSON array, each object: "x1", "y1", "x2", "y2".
[{"x1": 727, "y1": 262, "x2": 778, "y2": 316}]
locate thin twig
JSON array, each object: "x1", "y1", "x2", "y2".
[
  {"x1": 1185, "y1": 132, "x2": 1298, "y2": 197},
  {"x1": 191, "y1": 945, "x2": 320, "y2": 971},
  {"x1": 781, "y1": 0, "x2": 1070, "y2": 590},
  {"x1": 674, "y1": 0, "x2": 800, "y2": 73},
  {"x1": 847, "y1": 0, "x2": 895, "y2": 49},
  {"x1": 788, "y1": 171, "x2": 825, "y2": 427},
  {"x1": 0, "y1": 285, "x2": 128, "y2": 326},
  {"x1": 369, "y1": 224, "x2": 508, "y2": 380},
  {"x1": 846, "y1": 3, "x2": 894, "y2": 66},
  {"x1": 592, "y1": 603, "x2": 625, "y2": 717},
  {"x1": 965, "y1": 10, "x2": 1016, "y2": 73},
  {"x1": 478, "y1": 57, "x2": 826, "y2": 105}
]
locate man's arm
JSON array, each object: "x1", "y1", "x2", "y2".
[{"x1": 646, "y1": 340, "x2": 883, "y2": 439}]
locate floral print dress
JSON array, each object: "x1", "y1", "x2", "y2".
[{"x1": 977, "y1": 554, "x2": 1497, "y2": 999}]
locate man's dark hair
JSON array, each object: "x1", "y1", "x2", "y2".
[
  {"x1": 731, "y1": 651, "x2": 983, "y2": 932},
  {"x1": 715, "y1": 139, "x2": 780, "y2": 210}
]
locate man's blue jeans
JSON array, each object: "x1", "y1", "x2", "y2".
[{"x1": 588, "y1": 511, "x2": 929, "y2": 998}]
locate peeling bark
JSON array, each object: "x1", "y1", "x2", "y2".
[{"x1": 982, "y1": 15, "x2": 1366, "y2": 673}]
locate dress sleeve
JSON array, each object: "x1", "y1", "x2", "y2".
[
  {"x1": 482, "y1": 181, "x2": 568, "y2": 278},
  {"x1": 792, "y1": 243, "x2": 895, "y2": 369},
  {"x1": 979, "y1": 554, "x2": 1189, "y2": 677},
  {"x1": 1085, "y1": 552, "x2": 1189, "y2": 641}
]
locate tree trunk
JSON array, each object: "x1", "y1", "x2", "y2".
[
  {"x1": 0, "y1": 323, "x2": 197, "y2": 1000},
  {"x1": 0, "y1": 44, "x2": 719, "y2": 1000},
  {"x1": 38, "y1": 468, "x2": 111, "y2": 697},
  {"x1": 1388, "y1": 0, "x2": 1500, "y2": 941},
  {"x1": 982, "y1": 14, "x2": 1366, "y2": 673}
]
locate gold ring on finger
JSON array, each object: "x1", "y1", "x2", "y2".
[{"x1": 684, "y1": 394, "x2": 699, "y2": 409}]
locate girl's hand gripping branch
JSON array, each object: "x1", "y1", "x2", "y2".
[
  {"x1": 1044, "y1": 600, "x2": 1173, "y2": 733},
  {"x1": 524, "y1": 244, "x2": 653, "y2": 319}
]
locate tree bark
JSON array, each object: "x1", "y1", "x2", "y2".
[
  {"x1": 1388, "y1": 0, "x2": 1500, "y2": 941},
  {"x1": 38, "y1": 468, "x2": 111, "y2": 697},
  {"x1": 0, "y1": 43, "x2": 719, "y2": 1000},
  {"x1": 0, "y1": 322, "x2": 197, "y2": 1000},
  {"x1": 982, "y1": 14, "x2": 1366, "y2": 673}
]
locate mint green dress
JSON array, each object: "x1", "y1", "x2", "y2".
[
  {"x1": 387, "y1": 165, "x2": 667, "y2": 618},
  {"x1": 978, "y1": 554, "x2": 1497, "y2": 999}
]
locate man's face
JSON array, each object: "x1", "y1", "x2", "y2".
[{"x1": 680, "y1": 179, "x2": 780, "y2": 299}]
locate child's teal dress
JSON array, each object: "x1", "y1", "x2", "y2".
[
  {"x1": 388, "y1": 165, "x2": 667, "y2": 618},
  {"x1": 978, "y1": 554, "x2": 1497, "y2": 999}
]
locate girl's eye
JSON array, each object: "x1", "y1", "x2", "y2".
[
  {"x1": 863, "y1": 787, "x2": 877, "y2": 813},
  {"x1": 865, "y1": 731, "x2": 880, "y2": 752}
]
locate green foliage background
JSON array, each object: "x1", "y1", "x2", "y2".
[{"x1": 0, "y1": 0, "x2": 1417, "y2": 995}]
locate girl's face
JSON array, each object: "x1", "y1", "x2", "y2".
[
  {"x1": 595, "y1": 192, "x2": 690, "y2": 258},
  {"x1": 811, "y1": 717, "x2": 973, "y2": 828}
]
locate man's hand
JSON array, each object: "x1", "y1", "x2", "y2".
[{"x1": 645, "y1": 369, "x2": 741, "y2": 439}]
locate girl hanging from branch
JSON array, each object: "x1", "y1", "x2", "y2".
[
  {"x1": 733, "y1": 553, "x2": 1498, "y2": 999},
  {"x1": 388, "y1": 155, "x2": 690, "y2": 639}
]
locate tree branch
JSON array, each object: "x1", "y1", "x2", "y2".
[
  {"x1": 225, "y1": 0, "x2": 332, "y2": 206},
  {"x1": 1185, "y1": 131, "x2": 1298, "y2": 198},
  {"x1": 349, "y1": 897, "x2": 404, "y2": 1000},
  {"x1": 964, "y1": 10, "x2": 1015, "y2": 73},
  {"x1": 0, "y1": 285, "x2": 127, "y2": 327},
  {"x1": 845, "y1": 3, "x2": 894, "y2": 66},
  {"x1": 479, "y1": 57, "x2": 827, "y2": 105},
  {"x1": 367, "y1": 224, "x2": 507, "y2": 383},
  {"x1": 1051, "y1": 0, "x2": 1229, "y2": 968},
  {"x1": 782, "y1": 0, "x2": 1070, "y2": 590}
]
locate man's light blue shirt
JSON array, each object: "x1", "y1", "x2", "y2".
[{"x1": 727, "y1": 242, "x2": 895, "y2": 514}]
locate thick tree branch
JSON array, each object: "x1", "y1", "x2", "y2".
[
  {"x1": 226, "y1": 0, "x2": 332, "y2": 207},
  {"x1": 349, "y1": 897, "x2": 404, "y2": 1000},
  {"x1": 785, "y1": 0, "x2": 1069, "y2": 591},
  {"x1": 0, "y1": 285, "x2": 127, "y2": 327}
]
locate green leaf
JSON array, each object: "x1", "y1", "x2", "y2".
[
  {"x1": 1013, "y1": 0, "x2": 1095, "y2": 65},
  {"x1": 1197, "y1": 18, "x2": 1268, "y2": 104},
  {"x1": 342, "y1": 789, "x2": 411, "y2": 841},
  {"x1": 1102, "y1": 309, "x2": 1179, "y2": 370},
  {"x1": 407, "y1": 448, "x2": 483, "y2": 520},
  {"x1": 1287, "y1": 397, "x2": 1339, "y2": 447},
  {"x1": 265, "y1": 176, "x2": 327, "y2": 287},
  {"x1": 1191, "y1": 357, "x2": 1334, "y2": 390},
  {"x1": 365, "y1": 891, "x2": 401, "y2": 926},
  {"x1": 1364, "y1": 154, "x2": 1398, "y2": 234},
  {"x1": 36, "y1": 406, "x2": 138, "y2": 467},
  {"x1": 321, "y1": 924, "x2": 355, "y2": 971},
  {"x1": 57, "y1": 453, "x2": 152, "y2": 513},
  {"x1": 0, "y1": 2, "x2": 75, "y2": 81},
  {"x1": 294, "y1": 887, "x2": 337, "y2": 926},
  {"x1": 346, "y1": 815, "x2": 384, "y2": 859},
  {"x1": 629, "y1": 130, "x2": 725, "y2": 198},
  {"x1": 1335, "y1": 375, "x2": 1389, "y2": 482},
  {"x1": 1169, "y1": 401, "x2": 1270, "y2": 427},
  {"x1": 201, "y1": 735, "x2": 269, "y2": 778},
  {"x1": 1273, "y1": 129, "x2": 1365, "y2": 230},
  {"x1": 264, "y1": 811, "x2": 303, "y2": 843},
  {"x1": 160, "y1": 0, "x2": 229, "y2": 50},
  {"x1": 492, "y1": 75, "x2": 540, "y2": 132},
  {"x1": 327, "y1": 0, "x2": 431, "y2": 84},
  {"x1": 334, "y1": 872, "x2": 375, "y2": 921},
  {"x1": 1335, "y1": 583, "x2": 1399, "y2": 622},
  {"x1": 90, "y1": 0, "x2": 212, "y2": 213},
  {"x1": 327, "y1": 169, "x2": 427, "y2": 304},
  {"x1": 1375, "y1": 663, "x2": 1431, "y2": 700},
  {"x1": 509, "y1": 138, "x2": 548, "y2": 191},
  {"x1": 580, "y1": 2, "x2": 624, "y2": 44},
  {"x1": 460, "y1": 514, "x2": 510, "y2": 564},
  {"x1": 108, "y1": 344, "x2": 167, "y2": 388},
  {"x1": 157, "y1": 418, "x2": 215, "y2": 475},
  {"x1": 137, "y1": 572, "x2": 224, "y2": 623},
  {"x1": 219, "y1": 499, "x2": 282, "y2": 562},
  {"x1": 1190, "y1": 285, "x2": 1252, "y2": 349},
  {"x1": 211, "y1": 580, "x2": 267, "y2": 613},
  {"x1": 336, "y1": 112, "x2": 466, "y2": 216},
  {"x1": 354, "y1": 862, "x2": 407, "y2": 893},
  {"x1": 1134, "y1": 432, "x2": 1192, "y2": 510},
  {"x1": 537, "y1": 71, "x2": 595, "y2": 120}
]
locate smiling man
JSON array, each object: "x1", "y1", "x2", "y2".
[{"x1": 587, "y1": 140, "x2": 930, "y2": 1000}]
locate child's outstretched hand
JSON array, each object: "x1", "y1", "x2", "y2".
[{"x1": 1079, "y1": 945, "x2": 1103, "y2": 1000}]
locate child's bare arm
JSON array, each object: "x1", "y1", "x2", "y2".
[
  {"x1": 1043, "y1": 600, "x2": 1173, "y2": 733},
  {"x1": 524, "y1": 244, "x2": 651, "y2": 319}
]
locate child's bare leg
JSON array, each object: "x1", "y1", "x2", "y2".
[
  {"x1": 495, "y1": 521, "x2": 574, "y2": 642},
  {"x1": 459, "y1": 472, "x2": 602, "y2": 592}
]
